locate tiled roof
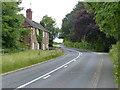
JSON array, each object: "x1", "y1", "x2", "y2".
[{"x1": 24, "y1": 17, "x2": 50, "y2": 33}]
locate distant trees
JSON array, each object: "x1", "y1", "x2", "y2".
[{"x1": 40, "y1": 15, "x2": 60, "y2": 47}]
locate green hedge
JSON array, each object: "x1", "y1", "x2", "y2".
[
  {"x1": 64, "y1": 40, "x2": 96, "y2": 51},
  {"x1": 64, "y1": 40, "x2": 110, "y2": 52},
  {"x1": 109, "y1": 41, "x2": 120, "y2": 86}
]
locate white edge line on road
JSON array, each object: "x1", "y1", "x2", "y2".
[{"x1": 15, "y1": 49, "x2": 81, "y2": 89}]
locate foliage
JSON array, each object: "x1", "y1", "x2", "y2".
[
  {"x1": 20, "y1": 28, "x2": 31, "y2": 42},
  {"x1": 85, "y1": 2, "x2": 119, "y2": 84},
  {"x1": 64, "y1": 40, "x2": 93, "y2": 50},
  {"x1": 61, "y1": 2, "x2": 85, "y2": 42},
  {"x1": 2, "y1": 2, "x2": 26, "y2": 49},
  {"x1": 40, "y1": 15, "x2": 59, "y2": 47},
  {"x1": 53, "y1": 42, "x2": 62, "y2": 44},
  {"x1": 60, "y1": 2, "x2": 84, "y2": 42},
  {"x1": 73, "y1": 9, "x2": 116, "y2": 52},
  {"x1": 109, "y1": 41, "x2": 120, "y2": 86},
  {"x1": 0, "y1": 2, "x2": 2, "y2": 48},
  {"x1": 85, "y1": 2, "x2": 119, "y2": 40},
  {"x1": 61, "y1": 2, "x2": 116, "y2": 52},
  {"x1": 36, "y1": 30, "x2": 43, "y2": 49},
  {"x1": 1, "y1": 49, "x2": 65, "y2": 73}
]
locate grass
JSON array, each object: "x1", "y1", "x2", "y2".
[
  {"x1": 0, "y1": 49, "x2": 65, "y2": 74},
  {"x1": 109, "y1": 41, "x2": 120, "y2": 87},
  {"x1": 53, "y1": 42, "x2": 63, "y2": 44}
]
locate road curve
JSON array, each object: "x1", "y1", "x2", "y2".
[{"x1": 2, "y1": 47, "x2": 116, "y2": 89}]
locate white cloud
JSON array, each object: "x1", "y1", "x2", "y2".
[{"x1": 19, "y1": 0, "x2": 82, "y2": 28}]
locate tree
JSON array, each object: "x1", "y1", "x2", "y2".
[
  {"x1": 61, "y1": 2, "x2": 85, "y2": 42},
  {"x1": 61, "y1": 2, "x2": 116, "y2": 52},
  {"x1": 40, "y1": 15, "x2": 59, "y2": 47},
  {"x1": 2, "y1": 2, "x2": 25, "y2": 49},
  {"x1": 73, "y1": 9, "x2": 116, "y2": 52},
  {"x1": 85, "y1": 2, "x2": 119, "y2": 40}
]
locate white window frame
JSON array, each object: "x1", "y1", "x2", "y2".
[
  {"x1": 32, "y1": 43, "x2": 34, "y2": 49},
  {"x1": 43, "y1": 32, "x2": 45, "y2": 37},
  {"x1": 46, "y1": 44, "x2": 48, "y2": 49},
  {"x1": 37, "y1": 43, "x2": 39, "y2": 50},
  {"x1": 43, "y1": 44, "x2": 45, "y2": 50}
]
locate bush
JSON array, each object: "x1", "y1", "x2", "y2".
[
  {"x1": 64, "y1": 40, "x2": 94, "y2": 51},
  {"x1": 109, "y1": 41, "x2": 120, "y2": 86}
]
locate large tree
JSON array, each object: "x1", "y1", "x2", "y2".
[
  {"x1": 61, "y1": 2, "x2": 116, "y2": 52},
  {"x1": 85, "y1": 2, "x2": 119, "y2": 40},
  {"x1": 40, "y1": 15, "x2": 59, "y2": 47},
  {"x1": 73, "y1": 9, "x2": 116, "y2": 52},
  {"x1": 2, "y1": 2, "x2": 25, "y2": 49},
  {"x1": 61, "y1": 1, "x2": 85, "y2": 42}
]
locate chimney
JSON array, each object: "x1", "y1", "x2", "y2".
[{"x1": 26, "y1": 8, "x2": 32, "y2": 20}]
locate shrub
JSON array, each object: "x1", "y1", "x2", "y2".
[{"x1": 109, "y1": 41, "x2": 120, "y2": 86}]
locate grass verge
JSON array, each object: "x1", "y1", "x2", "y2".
[
  {"x1": 0, "y1": 49, "x2": 65, "y2": 74},
  {"x1": 109, "y1": 41, "x2": 120, "y2": 87}
]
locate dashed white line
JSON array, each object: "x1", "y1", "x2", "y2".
[
  {"x1": 74, "y1": 59, "x2": 76, "y2": 62},
  {"x1": 15, "y1": 49, "x2": 81, "y2": 90},
  {"x1": 64, "y1": 65, "x2": 68, "y2": 68},
  {"x1": 43, "y1": 75, "x2": 51, "y2": 79}
]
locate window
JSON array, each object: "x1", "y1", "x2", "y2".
[
  {"x1": 46, "y1": 44, "x2": 48, "y2": 49},
  {"x1": 32, "y1": 43, "x2": 34, "y2": 49},
  {"x1": 37, "y1": 29, "x2": 39, "y2": 35},
  {"x1": 37, "y1": 43, "x2": 39, "y2": 50},
  {"x1": 43, "y1": 32, "x2": 45, "y2": 37},
  {"x1": 43, "y1": 44, "x2": 45, "y2": 50}
]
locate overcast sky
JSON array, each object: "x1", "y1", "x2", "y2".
[{"x1": 19, "y1": 0, "x2": 84, "y2": 28}]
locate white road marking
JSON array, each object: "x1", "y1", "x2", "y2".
[
  {"x1": 43, "y1": 75, "x2": 51, "y2": 79},
  {"x1": 64, "y1": 65, "x2": 68, "y2": 68},
  {"x1": 74, "y1": 59, "x2": 76, "y2": 62},
  {"x1": 15, "y1": 49, "x2": 81, "y2": 90}
]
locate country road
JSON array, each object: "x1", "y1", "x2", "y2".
[{"x1": 2, "y1": 47, "x2": 116, "y2": 89}]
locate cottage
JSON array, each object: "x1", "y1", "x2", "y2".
[{"x1": 23, "y1": 8, "x2": 50, "y2": 50}]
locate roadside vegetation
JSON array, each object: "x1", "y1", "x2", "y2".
[
  {"x1": 1, "y1": 1, "x2": 64, "y2": 74},
  {"x1": 0, "y1": 49, "x2": 64, "y2": 74},
  {"x1": 109, "y1": 42, "x2": 120, "y2": 85},
  {"x1": 60, "y1": 2, "x2": 119, "y2": 85},
  {"x1": 53, "y1": 42, "x2": 63, "y2": 44},
  {"x1": 1, "y1": 1, "x2": 119, "y2": 86},
  {"x1": 64, "y1": 40, "x2": 109, "y2": 52},
  {"x1": 40, "y1": 15, "x2": 61, "y2": 47}
]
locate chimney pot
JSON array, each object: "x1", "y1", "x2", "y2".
[{"x1": 26, "y1": 8, "x2": 32, "y2": 20}]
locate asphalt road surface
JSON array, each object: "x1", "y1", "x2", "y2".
[{"x1": 2, "y1": 47, "x2": 116, "y2": 89}]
